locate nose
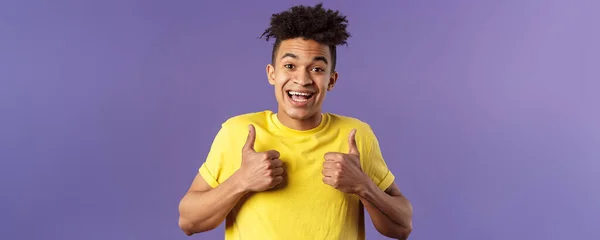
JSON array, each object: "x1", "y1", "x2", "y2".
[{"x1": 292, "y1": 71, "x2": 313, "y2": 86}]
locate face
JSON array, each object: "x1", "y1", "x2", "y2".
[{"x1": 266, "y1": 38, "x2": 338, "y2": 126}]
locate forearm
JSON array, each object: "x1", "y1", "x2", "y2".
[
  {"x1": 358, "y1": 182, "x2": 413, "y2": 239},
  {"x1": 178, "y1": 173, "x2": 248, "y2": 235}
]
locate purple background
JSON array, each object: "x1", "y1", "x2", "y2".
[{"x1": 1, "y1": 0, "x2": 599, "y2": 239}]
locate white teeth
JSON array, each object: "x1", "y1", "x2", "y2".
[
  {"x1": 288, "y1": 91, "x2": 312, "y2": 96},
  {"x1": 292, "y1": 98, "x2": 308, "y2": 102}
]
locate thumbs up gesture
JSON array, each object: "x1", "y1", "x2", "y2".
[
  {"x1": 237, "y1": 124, "x2": 285, "y2": 192},
  {"x1": 322, "y1": 129, "x2": 370, "y2": 194}
]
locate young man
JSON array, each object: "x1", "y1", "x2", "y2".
[{"x1": 178, "y1": 4, "x2": 413, "y2": 240}]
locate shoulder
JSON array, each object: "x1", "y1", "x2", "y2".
[
  {"x1": 222, "y1": 110, "x2": 271, "y2": 128},
  {"x1": 220, "y1": 110, "x2": 272, "y2": 130},
  {"x1": 325, "y1": 113, "x2": 380, "y2": 153},
  {"x1": 206, "y1": 110, "x2": 272, "y2": 150},
  {"x1": 326, "y1": 112, "x2": 376, "y2": 137}
]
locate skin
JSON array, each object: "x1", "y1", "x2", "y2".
[
  {"x1": 178, "y1": 38, "x2": 413, "y2": 239},
  {"x1": 266, "y1": 38, "x2": 338, "y2": 130},
  {"x1": 323, "y1": 128, "x2": 413, "y2": 239},
  {"x1": 178, "y1": 125, "x2": 285, "y2": 235}
]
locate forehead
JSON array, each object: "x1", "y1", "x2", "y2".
[{"x1": 276, "y1": 38, "x2": 331, "y2": 60}]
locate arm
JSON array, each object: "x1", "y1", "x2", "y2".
[
  {"x1": 178, "y1": 124, "x2": 284, "y2": 236},
  {"x1": 322, "y1": 128, "x2": 413, "y2": 239},
  {"x1": 358, "y1": 182, "x2": 413, "y2": 239},
  {"x1": 178, "y1": 172, "x2": 249, "y2": 235}
]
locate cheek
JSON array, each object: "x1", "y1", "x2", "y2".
[
  {"x1": 274, "y1": 73, "x2": 290, "y2": 87},
  {"x1": 272, "y1": 76, "x2": 286, "y2": 95},
  {"x1": 315, "y1": 78, "x2": 330, "y2": 91}
]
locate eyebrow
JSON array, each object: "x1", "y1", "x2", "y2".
[{"x1": 281, "y1": 53, "x2": 328, "y2": 65}]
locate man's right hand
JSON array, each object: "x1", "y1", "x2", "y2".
[{"x1": 236, "y1": 124, "x2": 284, "y2": 192}]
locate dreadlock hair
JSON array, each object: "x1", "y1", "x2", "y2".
[{"x1": 260, "y1": 3, "x2": 350, "y2": 72}]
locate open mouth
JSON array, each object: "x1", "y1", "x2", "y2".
[{"x1": 286, "y1": 90, "x2": 315, "y2": 102}]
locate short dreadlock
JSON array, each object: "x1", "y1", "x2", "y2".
[{"x1": 260, "y1": 3, "x2": 351, "y2": 72}]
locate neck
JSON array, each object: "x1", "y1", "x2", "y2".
[{"x1": 276, "y1": 111, "x2": 323, "y2": 131}]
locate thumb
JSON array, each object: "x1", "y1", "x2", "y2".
[
  {"x1": 348, "y1": 129, "x2": 359, "y2": 156},
  {"x1": 243, "y1": 124, "x2": 256, "y2": 152}
]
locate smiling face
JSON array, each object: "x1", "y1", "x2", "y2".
[{"x1": 266, "y1": 38, "x2": 339, "y2": 130}]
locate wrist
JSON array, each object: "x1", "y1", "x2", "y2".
[
  {"x1": 356, "y1": 175, "x2": 377, "y2": 199},
  {"x1": 230, "y1": 171, "x2": 251, "y2": 195}
]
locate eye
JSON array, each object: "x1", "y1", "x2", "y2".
[
  {"x1": 284, "y1": 64, "x2": 294, "y2": 69},
  {"x1": 311, "y1": 67, "x2": 324, "y2": 72}
]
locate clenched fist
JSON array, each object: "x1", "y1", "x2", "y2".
[
  {"x1": 236, "y1": 124, "x2": 285, "y2": 192},
  {"x1": 322, "y1": 129, "x2": 370, "y2": 194}
]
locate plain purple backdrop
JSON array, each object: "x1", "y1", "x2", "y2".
[{"x1": 1, "y1": 0, "x2": 599, "y2": 239}]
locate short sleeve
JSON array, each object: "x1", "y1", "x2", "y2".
[
  {"x1": 363, "y1": 128, "x2": 395, "y2": 191},
  {"x1": 198, "y1": 124, "x2": 233, "y2": 188}
]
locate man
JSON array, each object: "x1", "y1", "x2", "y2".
[{"x1": 178, "y1": 3, "x2": 413, "y2": 239}]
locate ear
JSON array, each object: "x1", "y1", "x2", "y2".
[
  {"x1": 327, "y1": 71, "x2": 339, "y2": 91},
  {"x1": 266, "y1": 64, "x2": 276, "y2": 86}
]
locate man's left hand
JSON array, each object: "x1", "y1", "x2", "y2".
[{"x1": 322, "y1": 129, "x2": 371, "y2": 195}]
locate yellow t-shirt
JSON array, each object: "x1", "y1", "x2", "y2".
[{"x1": 199, "y1": 110, "x2": 395, "y2": 240}]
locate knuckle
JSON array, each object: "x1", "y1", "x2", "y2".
[{"x1": 261, "y1": 165, "x2": 270, "y2": 171}]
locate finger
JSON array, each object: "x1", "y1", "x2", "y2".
[
  {"x1": 271, "y1": 167, "x2": 284, "y2": 176},
  {"x1": 321, "y1": 168, "x2": 336, "y2": 177},
  {"x1": 243, "y1": 124, "x2": 256, "y2": 152},
  {"x1": 348, "y1": 129, "x2": 359, "y2": 156},
  {"x1": 322, "y1": 161, "x2": 337, "y2": 169},
  {"x1": 322, "y1": 176, "x2": 335, "y2": 186},
  {"x1": 324, "y1": 152, "x2": 341, "y2": 162},
  {"x1": 324, "y1": 152, "x2": 335, "y2": 161},
  {"x1": 272, "y1": 176, "x2": 284, "y2": 186},
  {"x1": 270, "y1": 158, "x2": 284, "y2": 168},
  {"x1": 265, "y1": 150, "x2": 280, "y2": 159}
]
